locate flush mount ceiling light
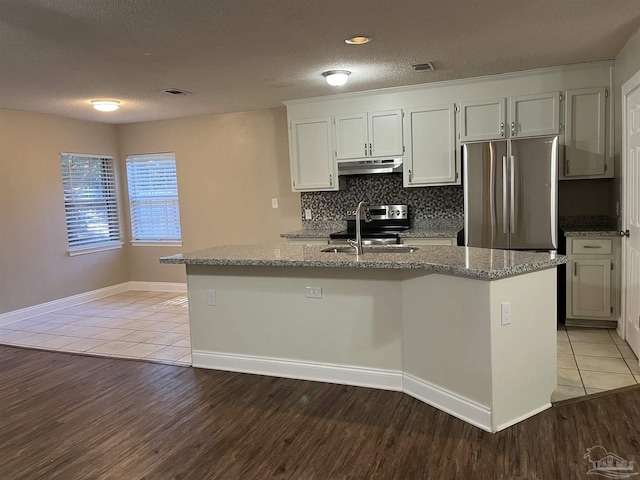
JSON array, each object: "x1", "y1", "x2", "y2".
[
  {"x1": 91, "y1": 100, "x2": 120, "y2": 112},
  {"x1": 345, "y1": 35, "x2": 371, "y2": 45},
  {"x1": 322, "y1": 70, "x2": 351, "y2": 86}
]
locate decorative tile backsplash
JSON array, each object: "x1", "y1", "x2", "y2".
[{"x1": 301, "y1": 174, "x2": 464, "y2": 224}]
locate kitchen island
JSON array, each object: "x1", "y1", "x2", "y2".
[{"x1": 161, "y1": 244, "x2": 566, "y2": 432}]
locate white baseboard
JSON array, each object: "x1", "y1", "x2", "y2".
[
  {"x1": 0, "y1": 282, "x2": 131, "y2": 326},
  {"x1": 493, "y1": 403, "x2": 551, "y2": 432},
  {"x1": 402, "y1": 373, "x2": 493, "y2": 432},
  {"x1": 0, "y1": 281, "x2": 187, "y2": 327},
  {"x1": 192, "y1": 350, "x2": 404, "y2": 392},
  {"x1": 129, "y1": 281, "x2": 187, "y2": 293}
]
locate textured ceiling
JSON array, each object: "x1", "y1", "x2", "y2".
[{"x1": 1, "y1": 0, "x2": 639, "y2": 124}]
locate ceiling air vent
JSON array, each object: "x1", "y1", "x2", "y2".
[
  {"x1": 161, "y1": 88, "x2": 192, "y2": 95},
  {"x1": 411, "y1": 62, "x2": 435, "y2": 72}
]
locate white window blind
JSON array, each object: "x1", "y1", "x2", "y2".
[
  {"x1": 126, "y1": 153, "x2": 182, "y2": 242},
  {"x1": 60, "y1": 154, "x2": 122, "y2": 252}
]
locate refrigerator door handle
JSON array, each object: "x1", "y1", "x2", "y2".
[
  {"x1": 510, "y1": 155, "x2": 516, "y2": 233},
  {"x1": 502, "y1": 155, "x2": 509, "y2": 234}
]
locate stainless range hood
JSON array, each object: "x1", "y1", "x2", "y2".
[{"x1": 337, "y1": 157, "x2": 403, "y2": 176}]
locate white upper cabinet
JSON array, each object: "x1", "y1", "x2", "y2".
[
  {"x1": 509, "y1": 92, "x2": 560, "y2": 138},
  {"x1": 460, "y1": 93, "x2": 561, "y2": 142},
  {"x1": 289, "y1": 117, "x2": 339, "y2": 192},
  {"x1": 459, "y1": 98, "x2": 506, "y2": 142},
  {"x1": 561, "y1": 87, "x2": 609, "y2": 179},
  {"x1": 334, "y1": 113, "x2": 368, "y2": 159},
  {"x1": 335, "y1": 109, "x2": 403, "y2": 159},
  {"x1": 404, "y1": 104, "x2": 458, "y2": 187}
]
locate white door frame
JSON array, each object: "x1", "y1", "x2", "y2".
[{"x1": 619, "y1": 68, "x2": 640, "y2": 349}]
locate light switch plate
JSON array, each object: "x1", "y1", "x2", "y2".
[
  {"x1": 272, "y1": 198, "x2": 278, "y2": 209},
  {"x1": 304, "y1": 209, "x2": 312, "y2": 220},
  {"x1": 501, "y1": 302, "x2": 511, "y2": 325},
  {"x1": 207, "y1": 290, "x2": 217, "y2": 306}
]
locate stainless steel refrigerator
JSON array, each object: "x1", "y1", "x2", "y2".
[{"x1": 463, "y1": 136, "x2": 558, "y2": 250}]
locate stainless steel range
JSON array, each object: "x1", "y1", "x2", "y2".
[{"x1": 329, "y1": 204, "x2": 410, "y2": 245}]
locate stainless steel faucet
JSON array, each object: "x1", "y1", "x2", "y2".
[{"x1": 348, "y1": 201, "x2": 371, "y2": 254}]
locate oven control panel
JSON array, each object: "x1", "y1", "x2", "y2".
[{"x1": 346, "y1": 204, "x2": 408, "y2": 220}]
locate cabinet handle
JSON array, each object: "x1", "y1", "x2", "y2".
[
  {"x1": 566, "y1": 159, "x2": 570, "y2": 175},
  {"x1": 364, "y1": 143, "x2": 367, "y2": 156},
  {"x1": 500, "y1": 122, "x2": 504, "y2": 137},
  {"x1": 574, "y1": 262, "x2": 577, "y2": 276},
  {"x1": 409, "y1": 169, "x2": 412, "y2": 182},
  {"x1": 583, "y1": 245, "x2": 602, "y2": 249},
  {"x1": 511, "y1": 122, "x2": 515, "y2": 136},
  {"x1": 329, "y1": 174, "x2": 333, "y2": 187},
  {"x1": 369, "y1": 143, "x2": 372, "y2": 156}
]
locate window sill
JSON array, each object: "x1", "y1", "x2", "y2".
[
  {"x1": 130, "y1": 241, "x2": 183, "y2": 247},
  {"x1": 68, "y1": 242, "x2": 124, "y2": 257}
]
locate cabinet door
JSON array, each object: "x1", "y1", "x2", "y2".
[
  {"x1": 404, "y1": 104, "x2": 458, "y2": 186},
  {"x1": 335, "y1": 113, "x2": 368, "y2": 160},
  {"x1": 509, "y1": 92, "x2": 560, "y2": 138},
  {"x1": 562, "y1": 87, "x2": 607, "y2": 178},
  {"x1": 571, "y1": 258, "x2": 612, "y2": 318},
  {"x1": 460, "y1": 98, "x2": 506, "y2": 142},
  {"x1": 368, "y1": 109, "x2": 404, "y2": 157},
  {"x1": 289, "y1": 118, "x2": 337, "y2": 191}
]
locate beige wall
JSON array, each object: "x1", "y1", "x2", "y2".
[
  {"x1": 0, "y1": 109, "x2": 129, "y2": 313},
  {"x1": 613, "y1": 27, "x2": 640, "y2": 212},
  {"x1": 116, "y1": 107, "x2": 301, "y2": 283}
]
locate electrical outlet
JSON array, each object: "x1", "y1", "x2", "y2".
[
  {"x1": 304, "y1": 209, "x2": 312, "y2": 220},
  {"x1": 272, "y1": 198, "x2": 278, "y2": 209},
  {"x1": 501, "y1": 302, "x2": 511, "y2": 326},
  {"x1": 305, "y1": 286, "x2": 322, "y2": 299},
  {"x1": 207, "y1": 290, "x2": 217, "y2": 306}
]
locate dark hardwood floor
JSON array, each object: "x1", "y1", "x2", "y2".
[{"x1": 1, "y1": 345, "x2": 638, "y2": 480}]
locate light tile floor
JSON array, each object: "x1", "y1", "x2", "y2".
[
  {"x1": 553, "y1": 326, "x2": 640, "y2": 402},
  {"x1": 0, "y1": 291, "x2": 191, "y2": 365}
]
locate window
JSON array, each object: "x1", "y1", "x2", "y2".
[
  {"x1": 60, "y1": 153, "x2": 122, "y2": 254},
  {"x1": 126, "y1": 153, "x2": 182, "y2": 244}
]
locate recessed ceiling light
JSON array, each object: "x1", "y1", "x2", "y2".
[
  {"x1": 322, "y1": 70, "x2": 351, "y2": 86},
  {"x1": 345, "y1": 35, "x2": 372, "y2": 45},
  {"x1": 91, "y1": 100, "x2": 120, "y2": 112}
]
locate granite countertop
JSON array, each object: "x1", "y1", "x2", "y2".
[
  {"x1": 560, "y1": 216, "x2": 620, "y2": 237},
  {"x1": 280, "y1": 228, "x2": 338, "y2": 239},
  {"x1": 160, "y1": 244, "x2": 567, "y2": 280}
]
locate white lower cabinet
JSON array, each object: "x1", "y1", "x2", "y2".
[
  {"x1": 404, "y1": 104, "x2": 459, "y2": 186},
  {"x1": 566, "y1": 237, "x2": 619, "y2": 322}
]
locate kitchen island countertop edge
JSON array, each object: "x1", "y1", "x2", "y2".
[{"x1": 160, "y1": 244, "x2": 567, "y2": 280}]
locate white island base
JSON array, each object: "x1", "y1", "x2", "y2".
[{"x1": 185, "y1": 264, "x2": 557, "y2": 433}]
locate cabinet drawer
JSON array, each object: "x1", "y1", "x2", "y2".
[{"x1": 571, "y1": 239, "x2": 612, "y2": 255}]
